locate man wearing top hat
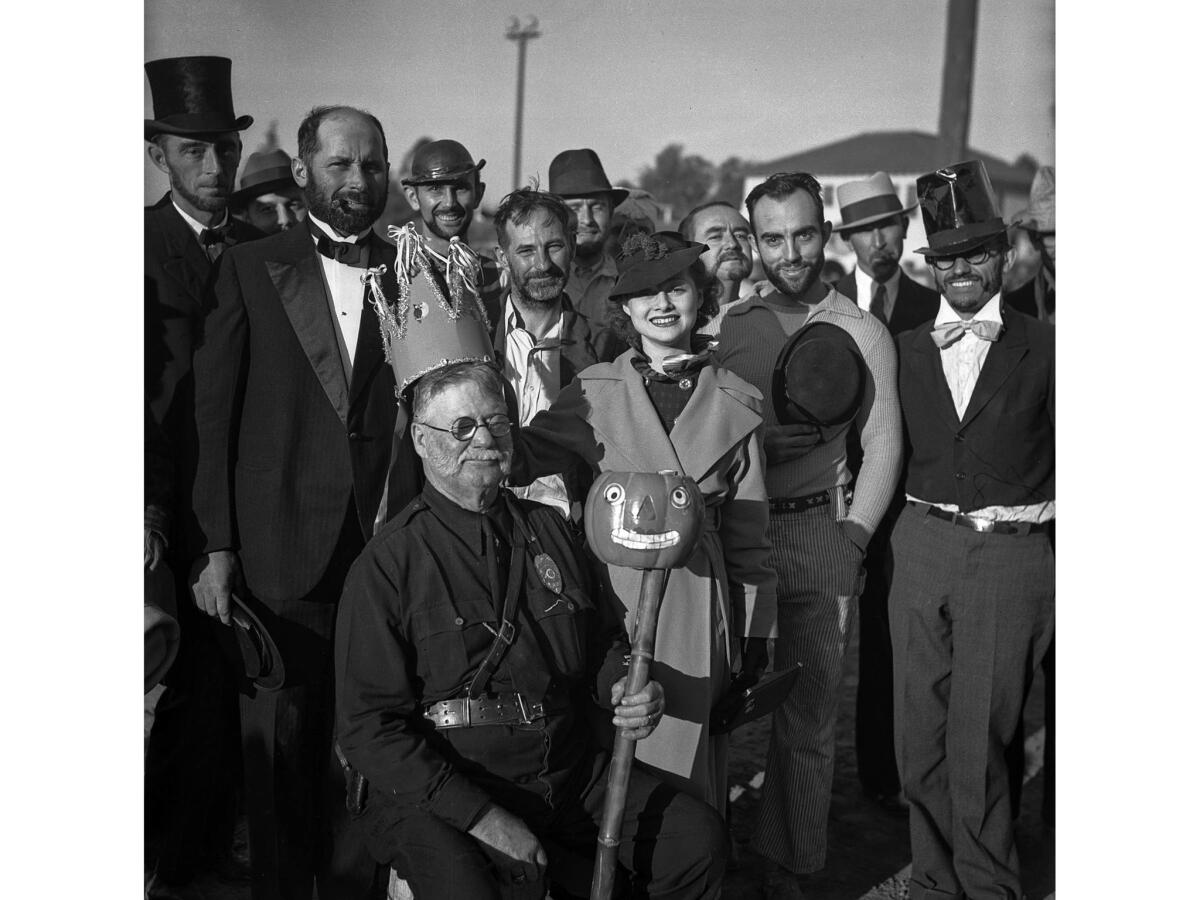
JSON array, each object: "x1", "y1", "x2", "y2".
[
  {"x1": 189, "y1": 104, "x2": 423, "y2": 900},
  {"x1": 232, "y1": 148, "x2": 307, "y2": 236},
  {"x1": 143, "y1": 54, "x2": 265, "y2": 899},
  {"x1": 707, "y1": 172, "x2": 902, "y2": 897},
  {"x1": 1004, "y1": 165, "x2": 1055, "y2": 323},
  {"x1": 891, "y1": 160, "x2": 1054, "y2": 900},
  {"x1": 830, "y1": 171, "x2": 940, "y2": 815},
  {"x1": 400, "y1": 139, "x2": 505, "y2": 321},
  {"x1": 547, "y1": 148, "x2": 630, "y2": 326}
]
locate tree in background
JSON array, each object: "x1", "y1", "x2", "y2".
[{"x1": 637, "y1": 144, "x2": 749, "y2": 226}]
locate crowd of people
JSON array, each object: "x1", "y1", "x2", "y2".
[{"x1": 144, "y1": 54, "x2": 1055, "y2": 900}]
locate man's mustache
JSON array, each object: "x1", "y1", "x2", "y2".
[{"x1": 718, "y1": 248, "x2": 748, "y2": 262}]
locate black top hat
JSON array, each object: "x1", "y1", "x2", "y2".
[
  {"x1": 913, "y1": 160, "x2": 1007, "y2": 257},
  {"x1": 144, "y1": 56, "x2": 253, "y2": 142},
  {"x1": 548, "y1": 148, "x2": 630, "y2": 206},
  {"x1": 231, "y1": 149, "x2": 297, "y2": 205},
  {"x1": 401, "y1": 139, "x2": 485, "y2": 186},
  {"x1": 610, "y1": 231, "x2": 708, "y2": 299},
  {"x1": 229, "y1": 594, "x2": 285, "y2": 691},
  {"x1": 772, "y1": 321, "x2": 864, "y2": 432}
]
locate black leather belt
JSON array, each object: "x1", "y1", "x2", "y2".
[
  {"x1": 908, "y1": 501, "x2": 1051, "y2": 535},
  {"x1": 770, "y1": 488, "x2": 852, "y2": 514},
  {"x1": 424, "y1": 693, "x2": 546, "y2": 730}
]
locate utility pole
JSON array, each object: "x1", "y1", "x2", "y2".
[
  {"x1": 937, "y1": 0, "x2": 979, "y2": 164},
  {"x1": 506, "y1": 16, "x2": 541, "y2": 191}
]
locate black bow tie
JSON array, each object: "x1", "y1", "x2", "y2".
[
  {"x1": 309, "y1": 221, "x2": 372, "y2": 268},
  {"x1": 199, "y1": 224, "x2": 232, "y2": 247}
]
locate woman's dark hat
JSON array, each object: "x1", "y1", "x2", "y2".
[
  {"x1": 144, "y1": 56, "x2": 254, "y2": 142},
  {"x1": 772, "y1": 320, "x2": 864, "y2": 430},
  {"x1": 913, "y1": 159, "x2": 1007, "y2": 258},
  {"x1": 548, "y1": 148, "x2": 629, "y2": 206},
  {"x1": 229, "y1": 594, "x2": 285, "y2": 691},
  {"x1": 610, "y1": 231, "x2": 708, "y2": 299},
  {"x1": 401, "y1": 139, "x2": 485, "y2": 186},
  {"x1": 231, "y1": 149, "x2": 296, "y2": 205}
]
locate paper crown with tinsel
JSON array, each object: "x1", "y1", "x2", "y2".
[{"x1": 362, "y1": 223, "x2": 496, "y2": 395}]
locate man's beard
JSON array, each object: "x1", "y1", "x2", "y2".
[
  {"x1": 305, "y1": 182, "x2": 386, "y2": 236},
  {"x1": 764, "y1": 253, "x2": 823, "y2": 298},
  {"x1": 172, "y1": 172, "x2": 229, "y2": 214},
  {"x1": 573, "y1": 230, "x2": 606, "y2": 263},
  {"x1": 512, "y1": 265, "x2": 567, "y2": 307},
  {"x1": 424, "y1": 206, "x2": 472, "y2": 241}
]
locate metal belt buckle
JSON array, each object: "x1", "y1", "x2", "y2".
[{"x1": 515, "y1": 693, "x2": 543, "y2": 725}]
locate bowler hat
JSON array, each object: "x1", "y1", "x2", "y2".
[
  {"x1": 610, "y1": 231, "x2": 708, "y2": 300},
  {"x1": 1012, "y1": 166, "x2": 1055, "y2": 234},
  {"x1": 144, "y1": 56, "x2": 253, "y2": 142},
  {"x1": 913, "y1": 160, "x2": 1007, "y2": 258},
  {"x1": 548, "y1": 148, "x2": 629, "y2": 206},
  {"x1": 231, "y1": 149, "x2": 297, "y2": 206},
  {"x1": 834, "y1": 172, "x2": 915, "y2": 233},
  {"x1": 229, "y1": 594, "x2": 286, "y2": 691},
  {"x1": 401, "y1": 139, "x2": 485, "y2": 186},
  {"x1": 772, "y1": 321, "x2": 864, "y2": 432}
]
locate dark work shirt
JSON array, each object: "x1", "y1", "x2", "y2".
[{"x1": 334, "y1": 483, "x2": 629, "y2": 832}]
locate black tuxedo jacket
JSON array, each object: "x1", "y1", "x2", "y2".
[
  {"x1": 896, "y1": 308, "x2": 1054, "y2": 512},
  {"x1": 836, "y1": 270, "x2": 941, "y2": 336},
  {"x1": 145, "y1": 194, "x2": 263, "y2": 540},
  {"x1": 189, "y1": 222, "x2": 421, "y2": 603}
]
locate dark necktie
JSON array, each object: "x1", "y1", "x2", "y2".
[
  {"x1": 869, "y1": 281, "x2": 888, "y2": 324},
  {"x1": 930, "y1": 318, "x2": 1003, "y2": 349},
  {"x1": 199, "y1": 224, "x2": 233, "y2": 263},
  {"x1": 310, "y1": 221, "x2": 371, "y2": 268}
]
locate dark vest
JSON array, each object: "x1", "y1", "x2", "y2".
[{"x1": 897, "y1": 310, "x2": 1054, "y2": 512}]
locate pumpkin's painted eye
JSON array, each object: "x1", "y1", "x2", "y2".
[
  {"x1": 670, "y1": 486, "x2": 691, "y2": 508},
  {"x1": 604, "y1": 484, "x2": 625, "y2": 505}
]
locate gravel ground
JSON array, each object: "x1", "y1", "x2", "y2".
[{"x1": 166, "y1": 614, "x2": 1054, "y2": 900}]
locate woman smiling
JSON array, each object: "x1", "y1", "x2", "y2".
[{"x1": 511, "y1": 231, "x2": 777, "y2": 809}]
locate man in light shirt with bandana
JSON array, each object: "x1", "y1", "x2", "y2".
[{"x1": 891, "y1": 159, "x2": 1054, "y2": 900}]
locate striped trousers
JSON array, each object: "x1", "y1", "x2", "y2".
[{"x1": 751, "y1": 494, "x2": 864, "y2": 873}]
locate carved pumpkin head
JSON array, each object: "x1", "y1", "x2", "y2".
[{"x1": 584, "y1": 470, "x2": 705, "y2": 570}]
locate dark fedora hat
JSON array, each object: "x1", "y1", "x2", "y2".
[
  {"x1": 144, "y1": 56, "x2": 253, "y2": 142},
  {"x1": 548, "y1": 148, "x2": 629, "y2": 206},
  {"x1": 401, "y1": 139, "x2": 486, "y2": 186},
  {"x1": 610, "y1": 231, "x2": 708, "y2": 299},
  {"x1": 914, "y1": 159, "x2": 1007, "y2": 258},
  {"x1": 772, "y1": 320, "x2": 864, "y2": 433},
  {"x1": 229, "y1": 594, "x2": 285, "y2": 691},
  {"x1": 231, "y1": 149, "x2": 296, "y2": 205}
]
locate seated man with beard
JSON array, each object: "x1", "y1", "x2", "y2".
[{"x1": 491, "y1": 188, "x2": 621, "y2": 520}]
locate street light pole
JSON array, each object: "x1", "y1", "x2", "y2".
[{"x1": 506, "y1": 16, "x2": 541, "y2": 192}]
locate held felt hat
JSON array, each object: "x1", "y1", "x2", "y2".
[
  {"x1": 772, "y1": 320, "x2": 865, "y2": 433},
  {"x1": 231, "y1": 149, "x2": 297, "y2": 205},
  {"x1": 401, "y1": 139, "x2": 485, "y2": 186},
  {"x1": 229, "y1": 594, "x2": 286, "y2": 691},
  {"x1": 144, "y1": 563, "x2": 181, "y2": 694},
  {"x1": 609, "y1": 231, "x2": 708, "y2": 300},
  {"x1": 1012, "y1": 165, "x2": 1055, "y2": 234},
  {"x1": 913, "y1": 159, "x2": 1008, "y2": 258},
  {"x1": 548, "y1": 148, "x2": 629, "y2": 207},
  {"x1": 833, "y1": 172, "x2": 916, "y2": 233},
  {"x1": 144, "y1": 55, "x2": 253, "y2": 142}
]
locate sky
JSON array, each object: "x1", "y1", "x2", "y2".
[{"x1": 143, "y1": 0, "x2": 1054, "y2": 203}]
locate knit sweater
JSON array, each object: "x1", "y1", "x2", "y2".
[{"x1": 706, "y1": 282, "x2": 902, "y2": 542}]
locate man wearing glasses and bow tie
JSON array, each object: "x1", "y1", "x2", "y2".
[
  {"x1": 189, "y1": 105, "x2": 423, "y2": 900},
  {"x1": 890, "y1": 160, "x2": 1055, "y2": 900}
]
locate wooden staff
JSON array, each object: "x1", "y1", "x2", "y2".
[{"x1": 590, "y1": 567, "x2": 667, "y2": 900}]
